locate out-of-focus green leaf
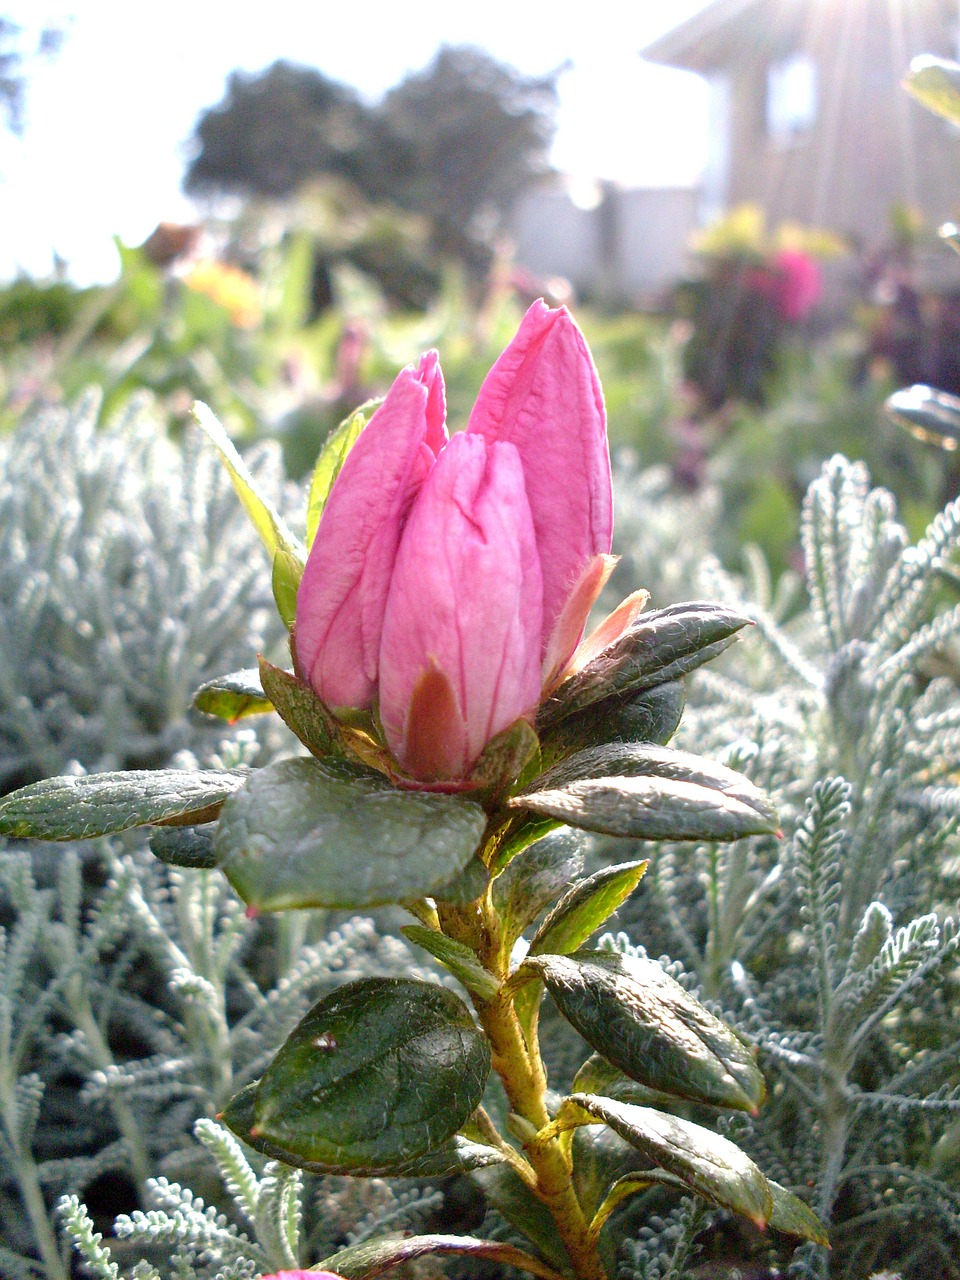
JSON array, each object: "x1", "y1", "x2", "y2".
[
  {"x1": 401, "y1": 926, "x2": 500, "y2": 1000},
  {"x1": 305, "y1": 400, "x2": 380, "y2": 547},
  {"x1": 193, "y1": 669, "x2": 273, "y2": 721},
  {"x1": 192, "y1": 400, "x2": 305, "y2": 564},
  {"x1": 904, "y1": 55, "x2": 960, "y2": 126}
]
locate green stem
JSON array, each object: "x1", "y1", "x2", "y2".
[{"x1": 440, "y1": 898, "x2": 605, "y2": 1280}]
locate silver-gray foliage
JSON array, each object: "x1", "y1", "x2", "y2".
[
  {"x1": 609, "y1": 455, "x2": 960, "y2": 1280},
  {"x1": 0, "y1": 392, "x2": 286, "y2": 791}
]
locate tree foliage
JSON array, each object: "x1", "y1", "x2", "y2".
[{"x1": 184, "y1": 47, "x2": 560, "y2": 260}]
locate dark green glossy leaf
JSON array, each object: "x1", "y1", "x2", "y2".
[
  {"x1": 192, "y1": 669, "x2": 273, "y2": 721},
  {"x1": 401, "y1": 926, "x2": 500, "y2": 1000},
  {"x1": 222, "y1": 1082, "x2": 504, "y2": 1177},
  {"x1": 257, "y1": 658, "x2": 346, "y2": 758},
  {"x1": 193, "y1": 401, "x2": 305, "y2": 563},
  {"x1": 572, "y1": 1053, "x2": 683, "y2": 1108},
  {"x1": 320, "y1": 1232, "x2": 567, "y2": 1280},
  {"x1": 272, "y1": 546, "x2": 303, "y2": 629},
  {"x1": 566, "y1": 1093, "x2": 773, "y2": 1227},
  {"x1": 886, "y1": 383, "x2": 960, "y2": 452},
  {"x1": 530, "y1": 861, "x2": 648, "y2": 957},
  {"x1": 305, "y1": 401, "x2": 379, "y2": 548},
  {"x1": 493, "y1": 831, "x2": 585, "y2": 946},
  {"x1": 525, "y1": 949, "x2": 764, "y2": 1112},
  {"x1": 214, "y1": 756, "x2": 487, "y2": 911},
  {"x1": 510, "y1": 743, "x2": 778, "y2": 843},
  {"x1": 473, "y1": 1165, "x2": 572, "y2": 1272},
  {"x1": 538, "y1": 602, "x2": 750, "y2": 731},
  {"x1": 238, "y1": 978, "x2": 489, "y2": 1173},
  {"x1": 0, "y1": 769, "x2": 248, "y2": 841},
  {"x1": 149, "y1": 825, "x2": 218, "y2": 869},
  {"x1": 904, "y1": 55, "x2": 960, "y2": 126},
  {"x1": 540, "y1": 681, "x2": 685, "y2": 766}
]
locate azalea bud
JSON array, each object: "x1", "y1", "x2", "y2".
[
  {"x1": 295, "y1": 301, "x2": 613, "y2": 783},
  {"x1": 378, "y1": 433, "x2": 543, "y2": 780}
]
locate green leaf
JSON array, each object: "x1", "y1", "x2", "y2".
[
  {"x1": 540, "y1": 681, "x2": 685, "y2": 766},
  {"x1": 305, "y1": 401, "x2": 379, "y2": 547},
  {"x1": 192, "y1": 401, "x2": 305, "y2": 564},
  {"x1": 401, "y1": 926, "x2": 500, "y2": 1001},
  {"x1": 236, "y1": 978, "x2": 489, "y2": 1173},
  {"x1": 492, "y1": 831, "x2": 584, "y2": 947},
  {"x1": 433, "y1": 852, "x2": 490, "y2": 905},
  {"x1": 524, "y1": 949, "x2": 765, "y2": 1112},
  {"x1": 510, "y1": 743, "x2": 779, "y2": 843},
  {"x1": 572, "y1": 1053, "x2": 684, "y2": 1108},
  {"x1": 538, "y1": 602, "x2": 750, "y2": 731},
  {"x1": 885, "y1": 382, "x2": 960, "y2": 452},
  {"x1": 272, "y1": 547, "x2": 303, "y2": 629},
  {"x1": 570, "y1": 1120, "x2": 645, "y2": 1224},
  {"x1": 193, "y1": 669, "x2": 273, "y2": 721},
  {"x1": 487, "y1": 811, "x2": 561, "y2": 876},
  {"x1": 149, "y1": 825, "x2": 218, "y2": 869},
  {"x1": 472, "y1": 1165, "x2": 572, "y2": 1272},
  {"x1": 214, "y1": 756, "x2": 487, "y2": 911},
  {"x1": 319, "y1": 1232, "x2": 567, "y2": 1280},
  {"x1": 565, "y1": 1093, "x2": 773, "y2": 1227},
  {"x1": 467, "y1": 717, "x2": 541, "y2": 803},
  {"x1": 530, "y1": 860, "x2": 649, "y2": 958},
  {"x1": 257, "y1": 658, "x2": 345, "y2": 758},
  {"x1": 0, "y1": 769, "x2": 248, "y2": 841},
  {"x1": 767, "y1": 1179, "x2": 830, "y2": 1245},
  {"x1": 222, "y1": 1082, "x2": 503, "y2": 1177},
  {"x1": 903, "y1": 55, "x2": 960, "y2": 126}
]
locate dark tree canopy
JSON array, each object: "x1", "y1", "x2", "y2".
[
  {"x1": 379, "y1": 46, "x2": 559, "y2": 232},
  {"x1": 184, "y1": 47, "x2": 560, "y2": 253},
  {"x1": 184, "y1": 62, "x2": 374, "y2": 199}
]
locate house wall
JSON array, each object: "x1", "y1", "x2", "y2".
[
  {"x1": 510, "y1": 184, "x2": 700, "y2": 302},
  {"x1": 719, "y1": 0, "x2": 960, "y2": 245}
]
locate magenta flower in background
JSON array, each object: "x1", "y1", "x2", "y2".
[
  {"x1": 771, "y1": 248, "x2": 822, "y2": 322},
  {"x1": 295, "y1": 301, "x2": 614, "y2": 782}
]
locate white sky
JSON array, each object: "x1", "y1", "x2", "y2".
[{"x1": 0, "y1": 1, "x2": 711, "y2": 284}]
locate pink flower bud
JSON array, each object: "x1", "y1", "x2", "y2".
[
  {"x1": 379, "y1": 433, "x2": 543, "y2": 780},
  {"x1": 295, "y1": 351, "x2": 446, "y2": 710},
  {"x1": 295, "y1": 302, "x2": 612, "y2": 781}
]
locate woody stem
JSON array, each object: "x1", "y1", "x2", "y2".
[{"x1": 438, "y1": 898, "x2": 605, "y2": 1280}]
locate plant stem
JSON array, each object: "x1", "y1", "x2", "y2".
[{"x1": 440, "y1": 899, "x2": 605, "y2": 1280}]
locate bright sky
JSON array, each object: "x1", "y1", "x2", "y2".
[{"x1": 0, "y1": 1, "x2": 711, "y2": 284}]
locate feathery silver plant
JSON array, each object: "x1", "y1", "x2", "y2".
[
  {"x1": 0, "y1": 392, "x2": 287, "y2": 792},
  {"x1": 608, "y1": 455, "x2": 960, "y2": 1279}
]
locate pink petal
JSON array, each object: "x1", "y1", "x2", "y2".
[
  {"x1": 466, "y1": 300, "x2": 613, "y2": 646},
  {"x1": 561, "y1": 587, "x2": 651, "y2": 681},
  {"x1": 541, "y1": 554, "x2": 618, "y2": 694},
  {"x1": 379, "y1": 434, "x2": 543, "y2": 780},
  {"x1": 295, "y1": 352, "x2": 447, "y2": 710}
]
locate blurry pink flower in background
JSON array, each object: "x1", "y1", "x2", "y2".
[
  {"x1": 295, "y1": 301, "x2": 613, "y2": 782},
  {"x1": 771, "y1": 248, "x2": 822, "y2": 322}
]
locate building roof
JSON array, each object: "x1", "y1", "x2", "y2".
[{"x1": 642, "y1": 0, "x2": 954, "y2": 73}]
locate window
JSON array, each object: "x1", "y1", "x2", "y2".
[{"x1": 766, "y1": 53, "x2": 817, "y2": 143}]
